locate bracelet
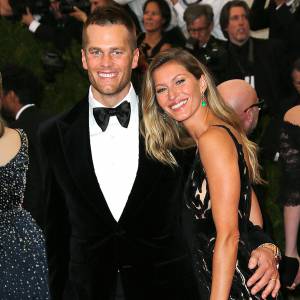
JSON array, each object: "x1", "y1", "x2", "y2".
[{"x1": 258, "y1": 243, "x2": 282, "y2": 267}]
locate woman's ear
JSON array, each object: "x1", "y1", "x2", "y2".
[{"x1": 199, "y1": 75, "x2": 208, "y2": 94}]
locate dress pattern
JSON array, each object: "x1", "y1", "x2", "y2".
[
  {"x1": 279, "y1": 121, "x2": 300, "y2": 206},
  {"x1": 0, "y1": 129, "x2": 49, "y2": 299},
  {"x1": 185, "y1": 125, "x2": 262, "y2": 300}
]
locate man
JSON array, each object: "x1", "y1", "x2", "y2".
[
  {"x1": 183, "y1": 4, "x2": 227, "y2": 84},
  {"x1": 217, "y1": 79, "x2": 262, "y2": 135},
  {"x1": 39, "y1": 5, "x2": 281, "y2": 300},
  {"x1": 1, "y1": 64, "x2": 49, "y2": 228},
  {"x1": 250, "y1": 0, "x2": 300, "y2": 64},
  {"x1": 220, "y1": 0, "x2": 290, "y2": 160}
]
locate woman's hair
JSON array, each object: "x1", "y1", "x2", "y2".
[
  {"x1": 0, "y1": 72, "x2": 5, "y2": 138},
  {"x1": 143, "y1": 0, "x2": 171, "y2": 31},
  {"x1": 141, "y1": 48, "x2": 262, "y2": 183}
]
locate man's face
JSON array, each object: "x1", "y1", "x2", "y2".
[
  {"x1": 81, "y1": 24, "x2": 139, "y2": 107},
  {"x1": 226, "y1": 6, "x2": 250, "y2": 46},
  {"x1": 292, "y1": 69, "x2": 300, "y2": 95},
  {"x1": 187, "y1": 15, "x2": 212, "y2": 47}
]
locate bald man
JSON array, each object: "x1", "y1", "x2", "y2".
[{"x1": 218, "y1": 79, "x2": 263, "y2": 135}]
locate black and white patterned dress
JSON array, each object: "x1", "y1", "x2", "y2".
[
  {"x1": 185, "y1": 125, "x2": 263, "y2": 299},
  {"x1": 0, "y1": 129, "x2": 49, "y2": 299}
]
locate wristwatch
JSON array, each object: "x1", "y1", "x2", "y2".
[{"x1": 258, "y1": 243, "x2": 282, "y2": 268}]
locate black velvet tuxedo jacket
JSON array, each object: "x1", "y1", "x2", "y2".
[
  {"x1": 39, "y1": 98, "x2": 200, "y2": 300},
  {"x1": 10, "y1": 106, "x2": 49, "y2": 228}
]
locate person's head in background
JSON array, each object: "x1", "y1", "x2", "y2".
[
  {"x1": 0, "y1": 65, "x2": 43, "y2": 121},
  {"x1": 220, "y1": 0, "x2": 250, "y2": 46},
  {"x1": 184, "y1": 4, "x2": 214, "y2": 48},
  {"x1": 90, "y1": 0, "x2": 114, "y2": 13},
  {"x1": 142, "y1": 0, "x2": 171, "y2": 34},
  {"x1": 292, "y1": 58, "x2": 300, "y2": 95},
  {"x1": 217, "y1": 79, "x2": 262, "y2": 135}
]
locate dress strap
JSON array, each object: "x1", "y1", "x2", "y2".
[{"x1": 211, "y1": 124, "x2": 242, "y2": 150}]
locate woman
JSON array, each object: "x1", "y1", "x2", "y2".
[
  {"x1": 141, "y1": 48, "x2": 279, "y2": 299},
  {"x1": 138, "y1": 0, "x2": 172, "y2": 63},
  {"x1": 0, "y1": 74, "x2": 49, "y2": 299}
]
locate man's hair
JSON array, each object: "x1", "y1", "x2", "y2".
[
  {"x1": 183, "y1": 4, "x2": 214, "y2": 27},
  {"x1": 1, "y1": 64, "x2": 43, "y2": 106},
  {"x1": 293, "y1": 58, "x2": 300, "y2": 72},
  {"x1": 143, "y1": 0, "x2": 171, "y2": 31},
  {"x1": 82, "y1": 5, "x2": 137, "y2": 50},
  {"x1": 220, "y1": 0, "x2": 250, "y2": 39}
]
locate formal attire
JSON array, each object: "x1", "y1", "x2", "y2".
[
  {"x1": 185, "y1": 35, "x2": 228, "y2": 84},
  {"x1": 279, "y1": 121, "x2": 300, "y2": 206},
  {"x1": 184, "y1": 125, "x2": 272, "y2": 299},
  {"x1": 10, "y1": 105, "x2": 49, "y2": 228},
  {"x1": 250, "y1": 0, "x2": 300, "y2": 64},
  {"x1": 39, "y1": 85, "x2": 200, "y2": 300},
  {"x1": 0, "y1": 129, "x2": 49, "y2": 299}
]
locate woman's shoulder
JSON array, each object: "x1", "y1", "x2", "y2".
[{"x1": 284, "y1": 105, "x2": 300, "y2": 127}]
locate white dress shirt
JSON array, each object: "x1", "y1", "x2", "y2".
[{"x1": 89, "y1": 85, "x2": 139, "y2": 221}]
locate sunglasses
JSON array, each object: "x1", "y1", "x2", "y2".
[{"x1": 244, "y1": 99, "x2": 264, "y2": 113}]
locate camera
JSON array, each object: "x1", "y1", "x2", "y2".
[
  {"x1": 9, "y1": 0, "x2": 49, "y2": 17},
  {"x1": 60, "y1": 0, "x2": 90, "y2": 14}
]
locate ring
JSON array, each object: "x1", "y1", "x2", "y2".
[{"x1": 270, "y1": 278, "x2": 277, "y2": 281}]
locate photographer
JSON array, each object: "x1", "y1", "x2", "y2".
[
  {"x1": 183, "y1": 4, "x2": 228, "y2": 84},
  {"x1": 10, "y1": 0, "x2": 83, "y2": 52}
]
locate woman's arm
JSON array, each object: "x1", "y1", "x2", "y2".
[{"x1": 198, "y1": 126, "x2": 241, "y2": 300}]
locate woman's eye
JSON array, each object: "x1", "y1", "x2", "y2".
[
  {"x1": 176, "y1": 79, "x2": 185, "y2": 85},
  {"x1": 156, "y1": 87, "x2": 166, "y2": 94}
]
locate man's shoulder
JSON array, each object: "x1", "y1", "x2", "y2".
[{"x1": 39, "y1": 98, "x2": 88, "y2": 137}]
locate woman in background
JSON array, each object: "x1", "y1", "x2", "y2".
[
  {"x1": 138, "y1": 0, "x2": 172, "y2": 63},
  {"x1": 141, "y1": 48, "x2": 280, "y2": 299},
  {"x1": 0, "y1": 74, "x2": 49, "y2": 299}
]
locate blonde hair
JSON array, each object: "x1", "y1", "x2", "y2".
[
  {"x1": 141, "y1": 48, "x2": 263, "y2": 183},
  {"x1": 0, "y1": 72, "x2": 5, "y2": 138}
]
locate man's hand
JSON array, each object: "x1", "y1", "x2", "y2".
[
  {"x1": 21, "y1": 7, "x2": 34, "y2": 26},
  {"x1": 247, "y1": 247, "x2": 280, "y2": 299},
  {"x1": 69, "y1": 6, "x2": 87, "y2": 23}
]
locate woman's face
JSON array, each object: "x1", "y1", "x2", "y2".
[
  {"x1": 153, "y1": 61, "x2": 206, "y2": 122},
  {"x1": 143, "y1": 2, "x2": 165, "y2": 33}
]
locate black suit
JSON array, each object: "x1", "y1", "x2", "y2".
[
  {"x1": 250, "y1": 0, "x2": 300, "y2": 64},
  {"x1": 11, "y1": 106, "x2": 49, "y2": 228},
  {"x1": 224, "y1": 37, "x2": 289, "y2": 117},
  {"x1": 39, "y1": 98, "x2": 200, "y2": 300}
]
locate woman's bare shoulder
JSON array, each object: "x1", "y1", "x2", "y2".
[{"x1": 284, "y1": 105, "x2": 300, "y2": 126}]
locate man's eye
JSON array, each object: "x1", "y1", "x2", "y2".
[
  {"x1": 90, "y1": 49, "x2": 101, "y2": 56},
  {"x1": 112, "y1": 50, "x2": 122, "y2": 55}
]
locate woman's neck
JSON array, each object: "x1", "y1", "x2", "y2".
[{"x1": 144, "y1": 30, "x2": 162, "y2": 47}]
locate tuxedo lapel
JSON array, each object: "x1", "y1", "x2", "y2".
[
  {"x1": 119, "y1": 135, "x2": 165, "y2": 223},
  {"x1": 57, "y1": 100, "x2": 117, "y2": 227}
]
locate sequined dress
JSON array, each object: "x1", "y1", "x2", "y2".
[
  {"x1": 0, "y1": 129, "x2": 49, "y2": 299},
  {"x1": 185, "y1": 125, "x2": 263, "y2": 299}
]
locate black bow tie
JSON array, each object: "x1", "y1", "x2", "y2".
[{"x1": 93, "y1": 101, "x2": 131, "y2": 132}]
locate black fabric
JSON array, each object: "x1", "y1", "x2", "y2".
[
  {"x1": 279, "y1": 121, "x2": 300, "y2": 206},
  {"x1": 93, "y1": 101, "x2": 131, "y2": 132},
  {"x1": 39, "y1": 98, "x2": 200, "y2": 300},
  {"x1": 184, "y1": 125, "x2": 275, "y2": 299}
]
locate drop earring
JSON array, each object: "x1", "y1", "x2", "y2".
[{"x1": 201, "y1": 93, "x2": 207, "y2": 107}]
